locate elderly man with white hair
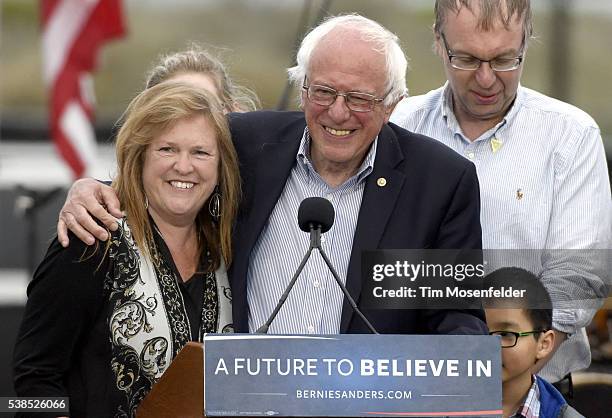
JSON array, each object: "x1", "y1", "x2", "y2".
[{"x1": 58, "y1": 14, "x2": 488, "y2": 336}]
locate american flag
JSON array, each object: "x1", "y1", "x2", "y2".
[{"x1": 41, "y1": 0, "x2": 125, "y2": 178}]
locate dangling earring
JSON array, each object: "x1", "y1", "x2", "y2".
[
  {"x1": 209, "y1": 186, "x2": 221, "y2": 221},
  {"x1": 144, "y1": 196, "x2": 149, "y2": 210}
]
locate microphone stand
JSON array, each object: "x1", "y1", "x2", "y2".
[
  {"x1": 255, "y1": 245, "x2": 313, "y2": 333},
  {"x1": 256, "y1": 223, "x2": 379, "y2": 334}
]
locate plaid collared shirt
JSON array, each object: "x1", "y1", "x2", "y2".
[{"x1": 511, "y1": 376, "x2": 541, "y2": 418}]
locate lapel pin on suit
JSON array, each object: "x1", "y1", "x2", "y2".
[
  {"x1": 516, "y1": 188, "x2": 524, "y2": 200},
  {"x1": 377, "y1": 177, "x2": 387, "y2": 187}
]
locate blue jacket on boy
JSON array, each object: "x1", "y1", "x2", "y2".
[{"x1": 536, "y1": 376, "x2": 583, "y2": 418}]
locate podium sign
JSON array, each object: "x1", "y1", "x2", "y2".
[{"x1": 203, "y1": 334, "x2": 502, "y2": 417}]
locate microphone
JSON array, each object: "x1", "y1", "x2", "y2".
[
  {"x1": 298, "y1": 197, "x2": 334, "y2": 250},
  {"x1": 298, "y1": 197, "x2": 334, "y2": 233},
  {"x1": 256, "y1": 197, "x2": 378, "y2": 334}
]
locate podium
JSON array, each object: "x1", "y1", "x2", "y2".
[
  {"x1": 136, "y1": 334, "x2": 502, "y2": 418},
  {"x1": 136, "y1": 342, "x2": 204, "y2": 418}
]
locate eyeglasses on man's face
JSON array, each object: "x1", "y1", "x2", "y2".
[
  {"x1": 440, "y1": 32, "x2": 524, "y2": 72},
  {"x1": 302, "y1": 79, "x2": 387, "y2": 112},
  {"x1": 489, "y1": 330, "x2": 546, "y2": 348}
]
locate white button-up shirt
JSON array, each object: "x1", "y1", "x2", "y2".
[{"x1": 391, "y1": 83, "x2": 612, "y2": 381}]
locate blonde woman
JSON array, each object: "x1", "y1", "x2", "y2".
[{"x1": 13, "y1": 82, "x2": 240, "y2": 417}]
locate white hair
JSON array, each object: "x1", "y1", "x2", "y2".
[{"x1": 287, "y1": 13, "x2": 408, "y2": 107}]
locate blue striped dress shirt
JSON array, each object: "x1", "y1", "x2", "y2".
[
  {"x1": 247, "y1": 129, "x2": 377, "y2": 334},
  {"x1": 390, "y1": 83, "x2": 612, "y2": 381}
]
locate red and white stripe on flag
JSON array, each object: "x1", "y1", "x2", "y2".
[{"x1": 41, "y1": 0, "x2": 125, "y2": 178}]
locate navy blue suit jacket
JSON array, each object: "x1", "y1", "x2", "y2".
[{"x1": 228, "y1": 111, "x2": 486, "y2": 335}]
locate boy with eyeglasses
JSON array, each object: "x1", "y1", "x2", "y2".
[{"x1": 483, "y1": 267, "x2": 584, "y2": 418}]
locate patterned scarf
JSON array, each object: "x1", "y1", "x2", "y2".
[{"x1": 103, "y1": 219, "x2": 232, "y2": 417}]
